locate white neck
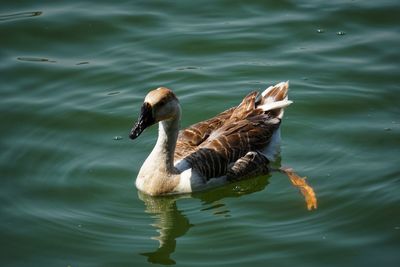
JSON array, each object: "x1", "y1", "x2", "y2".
[
  {"x1": 136, "y1": 106, "x2": 181, "y2": 195},
  {"x1": 151, "y1": 114, "x2": 180, "y2": 173}
]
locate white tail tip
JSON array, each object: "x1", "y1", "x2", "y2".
[{"x1": 261, "y1": 81, "x2": 289, "y2": 98}]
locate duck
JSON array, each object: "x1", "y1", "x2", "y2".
[{"x1": 129, "y1": 81, "x2": 302, "y2": 194}]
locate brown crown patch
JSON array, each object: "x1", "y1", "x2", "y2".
[{"x1": 144, "y1": 87, "x2": 178, "y2": 107}]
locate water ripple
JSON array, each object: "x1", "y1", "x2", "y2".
[
  {"x1": 1, "y1": 0, "x2": 400, "y2": 266},
  {"x1": 0, "y1": 11, "x2": 42, "y2": 22}
]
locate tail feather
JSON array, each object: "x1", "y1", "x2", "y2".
[
  {"x1": 258, "y1": 81, "x2": 291, "y2": 119},
  {"x1": 257, "y1": 99, "x2": 293, "y2": 113},
  {"x1": 261, "y1": 81, "x2": 289, "y2": 101}
]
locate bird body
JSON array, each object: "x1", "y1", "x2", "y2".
[{"x1": 130, "y1": 82, "x2": 292, "y2": 196}]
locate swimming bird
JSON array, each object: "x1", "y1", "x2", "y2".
[{"x1": 129, "y1": 82, "x2": 300, "y2": 196}]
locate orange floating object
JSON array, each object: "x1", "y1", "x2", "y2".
[{"x1": 281, "y1": 168, "x2": 318, "y2": 210}]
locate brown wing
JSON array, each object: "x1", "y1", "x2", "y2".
[
  {"x1": 175, "y1": 107, "x2": 235, "y2": 160},
  {"x1": 229, "y1": 91, "x2": 259, "y2": 122},
  {"x1": 183, "y1": 114, "x2": 280, "y2": 179},
  {"x1": 175, "y1": 91, "x2": 260, "y2": 161}
]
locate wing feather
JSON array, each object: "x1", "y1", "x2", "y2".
[
  {"x1": 183, "y1": 115, "x2": 280, "y2": 179},
  {"x1": 175, "y1": 107, "x2": 235, "y2": 160},
  {"x1": 175, "y1": 87, "x2": 285, "y2": 179}
]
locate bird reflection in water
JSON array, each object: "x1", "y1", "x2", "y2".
[{"x1": 138, "y1": 175, "x2": 270, "y2": 265}]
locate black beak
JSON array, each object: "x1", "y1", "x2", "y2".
[{"x1": 129, "y1": 102, "x2": 155, "y2": 140}]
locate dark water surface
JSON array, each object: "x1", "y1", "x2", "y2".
[{"x1": 1, "y1": 1, "x2": 399, "y2": 266}]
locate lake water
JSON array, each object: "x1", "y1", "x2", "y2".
[{"x1": 1, "y1": 1, "x2": 399, "y2": 266}]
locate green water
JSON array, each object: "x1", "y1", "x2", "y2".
[{"x1": 1, "y1": 1, "x2": 399, "y2": 266}]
